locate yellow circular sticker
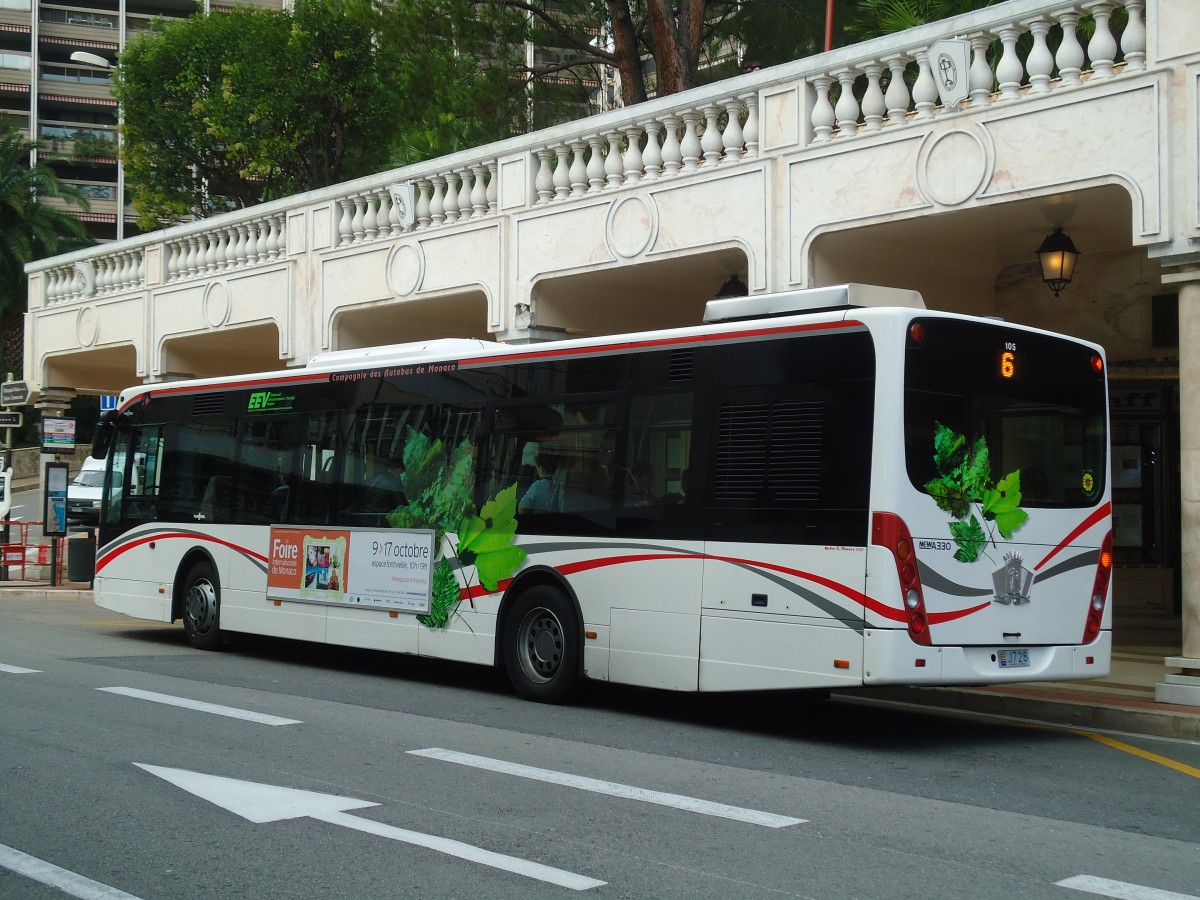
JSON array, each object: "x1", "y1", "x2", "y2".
[{"x1": 1081, "y1": 470, "x2": 1095, "y2": 495}]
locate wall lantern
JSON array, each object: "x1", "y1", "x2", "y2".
[{"x1": 1036, "y1": 227, "x2": 1080, "y2": 297}]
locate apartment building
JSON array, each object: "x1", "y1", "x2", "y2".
[{"x1": 0, "y1": 0, "x2": 283, "y2": 243}]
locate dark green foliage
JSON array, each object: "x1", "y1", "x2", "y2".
[
  {"x1": 386, "y1": 428, "x2": 526, "y2": 628},
  {"x1": 0, "y1": 125, "x2": 92, "y2": 373},
  {"x1": 924, "y1": 422, "x2": 1027, "y2": 563}
]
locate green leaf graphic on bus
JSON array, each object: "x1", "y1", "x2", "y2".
[
  {"x1": 925, "y1": 423, "x2": 1028, "y2": 563},
  {"x1": 385, "y1": 428, "x2": 526, "y2": 628},
  {"x1": 457, "y1": 484, "x2": 524, "y2": 591}
]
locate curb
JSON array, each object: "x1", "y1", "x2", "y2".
[
  {"x1": 0, "y1": 588, "x2": 92, "y2": 601},
  {"x1": 842, "y1": 686, "x2": 1200, "y2": 741}
]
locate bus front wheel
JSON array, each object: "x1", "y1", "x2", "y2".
[
  {"x1": 182, "y1": 562, "x2": 222, "y2": 651},
  {"x1": 502, "y1": 586, "x2": 580, "y2": 703}
]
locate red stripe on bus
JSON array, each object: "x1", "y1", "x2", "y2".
[
  {"x1": 96, "y1": 532, "x2": 267, "y2": 573},
  {"x1": 460, "y1": 552, "x2": 992, "y2": 624},
  {"x1": 1033, "y1": 502, "x2": 1112, "y2": 571},
  {"x1": 120, "y1": 371, "x2": 331, "y2": 412},
  {"x1": 927, "y1": 601, "x2": 991, "y2": 624},
  {"x1": 548, "y1": 552, "x2": 911, "y2": 622}
]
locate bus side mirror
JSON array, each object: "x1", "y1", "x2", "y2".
[{"x1": 91, "y1": 408, "x2": 122, "y2": 460}]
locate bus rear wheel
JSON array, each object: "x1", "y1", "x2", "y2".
[
  {"x1": 182, "y1": 561, "x2": 222, "y2": 651},
  {"x1": 502, "y1": 586, "x2": 580, "y2": 703}
]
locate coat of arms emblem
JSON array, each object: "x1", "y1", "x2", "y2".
[{"x1": 992, "y1": 552, "x2": 1033, "y2": 605}]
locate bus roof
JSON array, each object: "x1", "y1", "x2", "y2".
[
  {"x1": 704, "y1": 283, "x2": 924, "y2": 323},
  {"x1": 111, "y1": 286, "x2": 1096, "y2": 410}
]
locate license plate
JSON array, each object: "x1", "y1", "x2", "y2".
[{"x1": 998, "y1": 648, "x2": 1029, "y2": 669}]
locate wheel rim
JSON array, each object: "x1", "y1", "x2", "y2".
[
  {"x1": 186, "y1": 578, "x2": 218, "y2": 635},
  {"x1": 516, "y1": 605, "x2": 564, "y2": 684}
]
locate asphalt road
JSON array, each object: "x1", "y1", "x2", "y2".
[{"x1": 2, "y1": 593, "x2": 1198, "y2": 900}]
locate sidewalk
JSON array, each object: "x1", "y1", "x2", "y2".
[
  {"x1": 848, "y1": 644, "x2": 1200, "y2": 741},
  {"x1": 2, "y1": 577, "x2": 1196, "y2": 740}
]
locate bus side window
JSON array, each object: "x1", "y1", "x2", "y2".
[
  {"x1": 625, "y1": 393, "x2": 693, "y2": 504},
  {"x1": 618, "y1": 393, "x2": 694, "y2": 536}
]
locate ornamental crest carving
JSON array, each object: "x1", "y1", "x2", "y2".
[{"x1": 992, "y1": 552, "x2": 1033, "y2": 606}]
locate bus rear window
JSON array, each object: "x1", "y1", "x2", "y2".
[{"x1": 904, "y1": 319, "x2": 1107, "y2": 508}]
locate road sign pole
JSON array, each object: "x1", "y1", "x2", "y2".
[{"x1": 1, "y1": 428, "x2": 8, "y2": 583}]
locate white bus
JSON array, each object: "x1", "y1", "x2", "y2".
[{"x1": 90, "y1": 284, "x2": 1113, "y2": 702}]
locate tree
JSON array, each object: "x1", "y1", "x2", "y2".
[
  {"x1": 0, "y1": 125, "x2": 92, "y2": 375},
  {"x1": 114, "y1": 0, "x2": 499, "y2": 227},
  {"x1": 844, "y1": 0, "x2": 1000, "y2": 40},
  {"x1": 473, "y1": 0, "x2": 746, "y2": 107}
]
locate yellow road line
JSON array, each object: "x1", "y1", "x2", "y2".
[{"x1": 1074, "y1": 730, "x2": 1200, "y2": 779}]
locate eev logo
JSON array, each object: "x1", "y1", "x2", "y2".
[{"x1": 246, "y1": 390, "x2": 295, "y2": 412}]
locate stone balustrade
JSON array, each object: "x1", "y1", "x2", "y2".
[
  {"x1": 165, "y1": 212, "x2": 286, "y2": 282},
  {"x1": 808, "y1": 0, "x2": 1145, "y2": 142},
  {"x1": 43, "y1": 248, "x2": 145, "y2": 305},
  {"x1": 27, "y1": 0, "x2": 1153, "y2": 311}
]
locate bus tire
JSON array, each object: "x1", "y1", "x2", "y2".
[
  {"x1": 502, "y1": 585, "x2": 580, "y2": 703},
  {"x1": 182, "y1": 561, "x2": 222, "y2": 651}
]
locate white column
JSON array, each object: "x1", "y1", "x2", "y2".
[
  {"x1": 811, "y1": 75, "x2": 835, "y2": 142},
  {"x1": 861, "y1": 64, "x2": 885, "y2": 131},
  {"x1": 1157, "y1": 274, "x2": 1200, "y2": 704},
  {"x1": 586, "y1": 135, "x2": 606, "y2": 191},
  {"x1": 1083, "y1": 1, "x2": 1117, "y2": 80},
  {"x1": 883, "y1": 57, "x2": 909, "y2": 127},
  {"x1": 834, "y1": 68, "x2": 861, "y2": 132},
  {"x1": 1055, "y1": 11, "x2": 1084, "y2": 87},
  {"x1": 1176, "y1": 279, "x2": 1200, "y2": 660},
  {"x1": 995, "y1": 25, "x2": 1024, "y2": 102},
  {"x1": 1026, "y1": 18, "x2": 1053, "y2": 94},
  {"x1": 622, "y1": 124, "x2": 644, "y2": 183}
]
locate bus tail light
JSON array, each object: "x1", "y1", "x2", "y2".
[
  {"x1": 872, "y1": 512, "x2": 931, "y2": 646},
  {"x1": 1083, "y1": 531, "x2": 1113, "y2": 644}
]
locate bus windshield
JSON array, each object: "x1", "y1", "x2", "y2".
[{"x1": 903, "y1": 318, "x2": 1107, "y2": 509}]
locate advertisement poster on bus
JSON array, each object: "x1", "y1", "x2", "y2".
[{"x1": 267, "y1": 526, "x2": 435, "y2": 613}]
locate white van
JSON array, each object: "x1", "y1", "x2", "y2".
[{"x1": 67, "y1": 457, "x2": 105, "y2": 524}]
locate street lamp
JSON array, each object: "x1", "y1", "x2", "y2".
[{"x1": 1037, "y1": 227, "x2": 1080, "y2": 297}]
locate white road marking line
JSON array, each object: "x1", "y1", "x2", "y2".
[
  {"x1": 1057, "y1": 875, "x2": 1200, "y2": 900},
  {"x1": 0, "y1": 841, "x2": 143, "y2": 900},
  {"x1": 409, "y1": 747, "x2": 805, "y2": 828},
  {"x1": 0, "y1": 663, "x2": 40, "y2": 674},
  {"x1": 320, "y1": 809, "x2": 606, "y2": 890},
  {"x1": 98, "y1": 687, "x2": 301, "y2": 726}
]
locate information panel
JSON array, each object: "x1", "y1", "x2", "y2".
[
  {"x1": 266, "y1": 526, "x2": 435, "y2": 613},
  {"x1": 43, "y1": 462, "x2": 69, "y2": 536},
  {"x1": 42, "y1": 417, "x2": 76, "y2": 454}
]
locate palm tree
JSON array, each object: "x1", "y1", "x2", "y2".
[
  {"x1": 846, "y1": 1, "x2": 1001, "y2": 40},
  {"x1": 0, "y1": 124, "x2": 93, "y2": 375}
]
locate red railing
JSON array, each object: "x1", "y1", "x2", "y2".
[{"x1": 0, "y1": 519, "x2": 92, "y2": 583}]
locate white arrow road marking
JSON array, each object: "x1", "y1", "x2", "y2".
[
  {"x1": 99, "y1": 687, "x2": 301, "y2": 725},
  {"x1": 0, "y1": 841, "x2": 143, "y2": 900},
  {"x1": 0, "y1": 663, "x2": 41, "y2": 674},
  {"x1": 409, "y1": 747, "x2": 805, "y2": 828},
  {"x1": 1057, "y1": 875, "x2": 1200, "y2": 900},
  {"x1": 135, "y1": 764, "x2": 605, "y2": 891}
]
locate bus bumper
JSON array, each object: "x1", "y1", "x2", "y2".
[
  {"x1": 862, "y1": 629, "x2": 1112, "y2": 685},
  {"x1": 93, "y1": 577, "x2": 173, "y2": 623}
]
